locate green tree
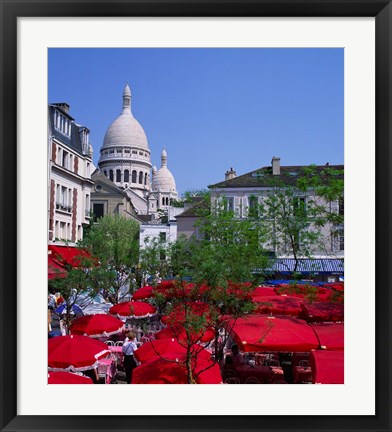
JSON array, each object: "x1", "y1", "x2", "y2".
[
  {"x1": 154, "y1": 197, "x2": 270, "y2": 382},
  {"x1": 80, "y1": 214, "x2": 140, "y2": 303},
  {"x1": 258, "y1": 165, "x2": 344, "y2": 273}
]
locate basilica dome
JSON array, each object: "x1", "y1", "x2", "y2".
[
  {"x1": 152, "y1": 149, "x2": 177, "y2": 193},
  {"x1": 102, "y1": 84, "x2": 149, "y2": 150}
]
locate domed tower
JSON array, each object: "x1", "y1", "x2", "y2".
[
  {"x1": 151, "y1": 148, "x2": 178, "y2": 211},
  {"x1": 98, "y1": 84, "x2": 152, "y2": 200}
]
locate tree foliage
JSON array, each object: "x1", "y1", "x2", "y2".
[{"x1": 79, "y1": 214, "x2": 140, "y2": 303}]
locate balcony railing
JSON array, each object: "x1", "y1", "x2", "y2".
[{"x1": 56, "y1": 202, "x2": 72, "y2": 213}]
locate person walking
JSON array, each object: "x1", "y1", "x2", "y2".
[{"x1": 122, "y1": 331, "x2": 138, "y2": 384}]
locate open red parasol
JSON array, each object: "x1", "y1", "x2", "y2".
[
  {"x1": 252, "y1": 295, "x2": 303, "y2": 316},
  {"x1": 109, "y1": 301, "x2": 157, "y2": 320},
  {"x1": 132, "y1": 286, "x2": 154, "y2": 301},
  {"x1": 48, "y1": 335, "x2": 110, "y2": 372},
  {"x1": 301, "y1": 301, "x2": 344, "y2": 322},
  {"x1": 155, "y1": 324, "x2": 215, "y2": 344},
  {"x1": 69, "y1": 314, "x2": 125, "y2": 338},
  {"x1": 132, "y1": 351, "x2": 222, "y2": 384},
  {"x1": 48, "y1": 371, "x2": 93, "y2": 384},
  {"x1": 310, "y1": 350, "x2": 344, "y2": 384},
  {"x1": 134, "y1": 338, "x2": 211, "y2": 364},
  {"x1": 161, "y1": 302, "x2": 211, "y2": 326},
  {"x1": 310, "y1": 322, "x2": 344, "y2": 350},
  {"x1": 251, "y1": 286, "x2": 278, "y2": 297},
  {"x1": 228, "y1": 314, "x2": 320, "y2": 353}
]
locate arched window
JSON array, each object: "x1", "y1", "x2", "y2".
[
  {"x1": 139, "y1": 171, "x2": 143, "y2": 184},
  {"x1": 124, "y1": 170, "x2": 129, "y2": 183},
  {"x1": 109, "y1": 170, "x2": 114, "y2": 182},
  {"x1": 162, "y1": 197, "x2": 165, "y2": 206},
  {"x1": 116, "y1": 169, "x2": 121, "y2": 182},
  {"x1": 144, "y1": 173, "x2": 147, "y2": 185},
  {"x1": 104, "y1": 170, "x2": 107, "y2": 177},
  {"x1": 132, "y1": 170, "x2": 137, "y2": 183},
  {"x1": 166, "y1": 197, "x2": 169, "y2": 205}
]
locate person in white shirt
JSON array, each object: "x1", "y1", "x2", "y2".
[{"x1": 122, "y1": 331, "x2": 138, "y2": 384}]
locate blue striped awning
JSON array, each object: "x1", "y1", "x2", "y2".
[{"x1": 257, "y1": 259, "x2": 344, "y2": 275}]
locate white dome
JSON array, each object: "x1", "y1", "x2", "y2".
[
  {"x1": 152, "y1": 166, "x2": 177, "y2": 192},
  {"x1": 102, "y1": 112, "x2": 149, "y2": 149},
  {"x1": 101, "y1": 84, "x2": 149, "y2": 150}
]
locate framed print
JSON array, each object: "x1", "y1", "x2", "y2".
[{"x1": 1, "y1": 0, "x2": 391, "y2": 431}]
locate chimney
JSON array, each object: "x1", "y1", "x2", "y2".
[
  {"x1": 54, "y1": 103, "x2": 70, "y2": 114},
  {"x1": 225, "y1": 167, "x2": 236, "y2": 181},
  {"x1": 272, "y1": 157, "x2": 280, "y2": 175}
]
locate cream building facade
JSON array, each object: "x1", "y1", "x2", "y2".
[{"x1": 48, "y1": 103, "x2": 94, "y2": 245}]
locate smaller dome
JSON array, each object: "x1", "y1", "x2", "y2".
[
  {"x1": 151, "y1": 166, "x2": 177, "y2": 192},
  {"x1": 151, "y1": 148, "x2": 177, "y2": 193}
]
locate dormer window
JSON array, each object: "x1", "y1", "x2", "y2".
[{"x1": 54, "y1": 110, "x2": 71, "y2": 137}]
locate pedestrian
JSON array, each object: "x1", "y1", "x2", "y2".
[{"x1": 122, "y1": 331, "x2": 138, "y2": 384}]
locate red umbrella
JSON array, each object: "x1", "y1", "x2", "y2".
[
  {"x1": 252, "y1": 286, "x2": 278, "y2": 297},
  {"x1": 48, "y1": 335, "x2": 110, "y2": 372},
  {"x1": 48, "y1": 371, "x2": 93, "y2": 384},
  {"x1": 310, "y1": 350, "x2": 344, "y2": 384},
  {"x1": 156, "y1": 281, "x2": 210, "y2": 299},
  {"x1": 161, "y1": 302, "x2": 211, "y2": 326},
  {"x1": 69, "y1": 314, "x2": 125, "y2": 338},
  {"x1": 109, "y1": 301, "x2": 157, "y2": 320},
  {"x1": 252, "y1": 295, "x2": 303, "y2": 316},
  {"x1": 155, "y1": 324, "x2": 215, "y2": 344},
  {"x1": 132, "y1": 286, "x2": 154, "y2": 301},
  {"x1": 310, "y1": 322, "x2": 344, "y2": 350},
  {"x1": 132, "y1": 351, "x2": 222, "y2": 384},
  {"x1": 301, "y1": 301, "x2": 344, "y2": 322},
  {"x1": 134, "y1": 338, "x2": 211, "y2": 364},
  {"x1": 228, "y1": 314, "x2": 320, "y2": 353}
]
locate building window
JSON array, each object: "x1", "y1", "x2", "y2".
[
  {"x1": 227, "y1": 197, "x2": 234, "y2": 212},
  {"x1": 85, "y1": 194, "x2": 90, "y2": 217},
  {"x1": 338, "y1": 197, "x2": 344, "y2": 216},
  {"x1": 62, "y1": 151, "x2": 69, "y2": 170},
  {"x1": 93, "y1": 203, "x2": 104, "y2": 221},
  {"x1": 332, "y1": 230, "x2": 344, "y2": 252},
  {"x1": 293, "y1": 197, "x2": 306, "y2": 217},
  {"x1": 139, "y1": 171, "x2": 143, "y2": 184},
  {"x1": 54, "y1": 110, "x2": 71, "y2": 137},
  {"x1": 159, "y1": 232, "x2": 166, "y2": 242},
  {"x1": 117, "y1": 149, "x2": 122, "y2": 153},
  {"x1": 162, "y1": 197, "x2": 165, "y2": 206},
  {"x1": 248, "y1": 195, "x2": 258, "y2": 218},
  {"x1": 109, "y1": 170, "x2": 114, "y2": 182},
  {"x1": 132, "y1": 170, "x2": 137, "y2": 183},
  {"x1": 166, "y1": 197, "x2": 169, "y2": 205},
  {"x1": 144, "y1": 173, "x2": 147, "y2": 185},
  {"x1": 132, "y1": 150, "x2": 137, "y2": 154},
  {"x1": 104, "y1": 170, "x2": 107, "y2": 177},
  {"x1": 116, "y1": 169, "x2": 121, "y2": 182}
]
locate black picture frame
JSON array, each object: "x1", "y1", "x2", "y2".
[{"x1": 1, "y1": 1, "x2": 391, "y2": 431}]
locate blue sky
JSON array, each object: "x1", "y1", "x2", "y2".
[{"x1": 48, "y1": 48, "x2": 343, "y2": 195}]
